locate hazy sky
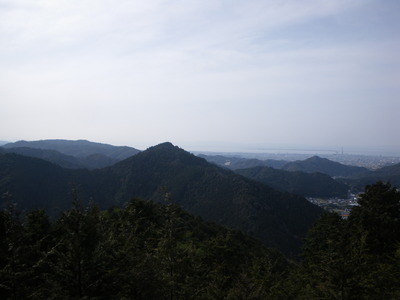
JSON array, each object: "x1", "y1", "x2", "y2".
[{"x1": 1, "y1": 0, "x2": 399, "y2": 153}]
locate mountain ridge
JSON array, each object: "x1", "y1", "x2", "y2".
[
  {"x1": 92, "y1": 142, "x2": 324, "y2": 255},
  {"x1": 2, "y1": 139, "x2": 140, "y2": 169},
  {"x1": 198, "y1": 154, "x2": 287, "y2": 170},
  {"x1": 281, "y1": 155, "x2": 368, "y2": 177},
  {"x1": 236, "y1": 166, "x2": 349, "y2": 198},
  {"x1": 0, "y1": 142, "x2": 323, "y2": 256},
  {"x1": 341, "y1": 162, "x2": 400, "y2": 191}
]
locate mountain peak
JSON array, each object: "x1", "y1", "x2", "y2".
[
  {"x1": 306, "y1": 156, "x2": 326, "y2": 162},
  {"x1": 148, "y1": 142, "x2": 175, "y2": 149},
  {"x1": 128, "y1": 142, "x2": 208, "y2": 168},
  {"x1": 144, "y1": 142, "x2": 185, "y2": 155},
  {"x1": 283, "y1": 155, "x2": 368, "y2": 177}
]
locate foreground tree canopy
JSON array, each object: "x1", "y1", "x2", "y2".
[
  {"x1": 288, "y1": 181, "x2": 400, "y2": 299},
  {"x1": 0, "y1": 181, "x2": 399, "y2": 299},
  {"x1": 0, "y1": 195, "x2": 290, "y2": 299}
]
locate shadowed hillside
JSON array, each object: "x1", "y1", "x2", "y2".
[
  {"x1": 236, "y1": 166, "x2": 349, "y2": 198},
  {"x1": 341, "y1": 162, "x2": 400, "y2": 192},
  {"x1": 282, "y1": 155, "x2": 368, "y2": 177},
  {"x1": 3, "y1": 139, "x2": 140, "y2": 169},
  {"x1": 0, "y1": 143, "x2": 323, "y2": 256},
  {"x1": 89, "y1": 143, "x2": 323, "y2": 256}
]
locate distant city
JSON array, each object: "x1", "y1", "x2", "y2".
[{"x1": 307, "y1": 195, "x2": 358, "y2": 219}]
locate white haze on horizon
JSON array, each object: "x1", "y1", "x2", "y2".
[{"x1": 1, "y1": 0, "x2": 399, "y2": 155}]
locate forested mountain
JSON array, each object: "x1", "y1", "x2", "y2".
[
  {"x1": 2, "y1": 139, "x2": 140, "y2": 169},
  {"x1": 373, "y1": 162, "x2": 400, "y2": 177},
  {"x1": 2, "y1": 147, "x2": 86, "y2": 169},
  {"x1": 281, "y1": 155, "x2": 368, "y2": 177},
  {"x1": 236, "y1": 166, "x2": 349, "y2": 198},
  {"x1": 0, "y1": 153, "x2": 86, "y2": 214},
  {"x1": 341, "y1": 162, "x2": 400, "y2": 192},
  {"x1": 91, "y1": 143, "x2": 323, "y2": 255},
  {"x1": 198, "y1": 154, "x2": 287, "y2": 170},
  {"x1": 0, "y1": 143, "x2": 323, "y2": 256},
  {"x1": 356, "y1": 162, "x2": 400, "y2": 183}
]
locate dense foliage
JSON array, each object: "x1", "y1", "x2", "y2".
[
  {"x1": 284, "y1": 182, "x2": 400, "y2": 299},
  {"x1": 1, "y1": 180, "x2": 399, "y2": 299},
  {"x1": 0, "y1": 197, "x2": 290, "y2": 300}
]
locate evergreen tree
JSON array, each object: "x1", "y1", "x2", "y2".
[
  {"x1": 293, "y1": 182, "x2": 400, "y2": 299},
  {"x1": 0, "y1": 203, "x2": 27, "y2": 299},
  {"x1": 348, "y1": 181, "x2": 400, "y2": 257}
]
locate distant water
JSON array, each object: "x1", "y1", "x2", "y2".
[{"x1": 194, "y1": 145, "x2": 400, "y2": 158}]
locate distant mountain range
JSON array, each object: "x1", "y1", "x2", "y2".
[
  {"x1": 1, "y1": 139, "x2": 399, "y2": 256},
  {"x1": 199, "y1": 154, "x2": 369, "y2": 178},
  {"x1": 2, "y1": 139, "x2": 140, "y2": 169},
  {"x1": 236, "y1": 166, "x2": 349, "y2": 198},
  {"x1": 0, "y1": 142, "x2": 323, "y2": 256},
  {"x1": 199, "y1": 153, "x2": 400, "y2": 194},
  {"x1": 340, "y1": 163, "x2": 400, "y2": 192},
  {"x1": 197, "y1": 154, "x2": 287, "y2": 170},
  {"x1": 280, "y1": 156, "x2": 369, "y2": 178}
]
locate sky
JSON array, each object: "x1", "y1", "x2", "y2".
[{"x1": 1, "y1": 0, "x2": 399, "y2": 154}]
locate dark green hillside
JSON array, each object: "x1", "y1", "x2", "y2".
[
  {"x1": 3, "y1": 139, "x2": 140, "y2": 168},
  {"x1": 0, "y1": 198, "x2": 291, "y2": 299},
  {"x1": 359, "y1": 162, "x2": 400, "y2": 183},
  {"x1": 92, "y1": 143, "x2": 323, "y2": 256},
  {"x1": 0, "y1": 153, "x2": 80, "y2": 213},
  {"x1": 2, "y1": 174, "x2": 398, "y2": 298},
  {"x1": 283, "y1": 182, "x2": 400, "y2": 299},
  {"x1": 3, "y1": 147, "x2": 85, "y2": 169},
  {"x1": 282, "y1": 155, "x2": 368, "y2": 177},
  {"x1": 0, "y1": 143, "x2": 323, "y2": 256},
  {"x1": 342, "y1": 162, "x2": 400, "y2": 192},
  {"x1": 236, "y1": 166, "x2": 349, "y2": 198}
]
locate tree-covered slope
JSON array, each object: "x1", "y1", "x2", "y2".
[
  {"x1": 0, "y1": 143, "x2": 323, "y2": 256},
  {"x1": 282, "y1": 155, "x2": 368, "y2": 177},
  {"x1": 0, "y1": 198, "x2": 291, "y2": 299},
  {"x1": 284, "y1": 182, "x2": 400, "y2": 299},
  {"x1": 3, "y1": 147, "x2": 85, "y2": 169},
  {"x1": 341, "y1": 162, "x2": 400, "y2": 192},
  {"x1": 0, "y1": 153, "x2": 84, "y2": 214},
  {"x1": 236, "y1": 166, "x2": 349, "y2": 198},
  {"x1": 91, "y1": 143, "x2": 323, "y2": 256},
  {"x1": 3, "y1": 139, "x2": 140, "y2": 169}
]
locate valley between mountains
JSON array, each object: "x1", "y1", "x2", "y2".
[
  {"x1": 1, "y1": 139, "x2": 400, "y2": 298},
  {"x1": 1, "y1": 141, "x2": 322, "y2": 256},
  {"x1": 1, "y1": 140, "x2": 400, "y2": 257}
]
